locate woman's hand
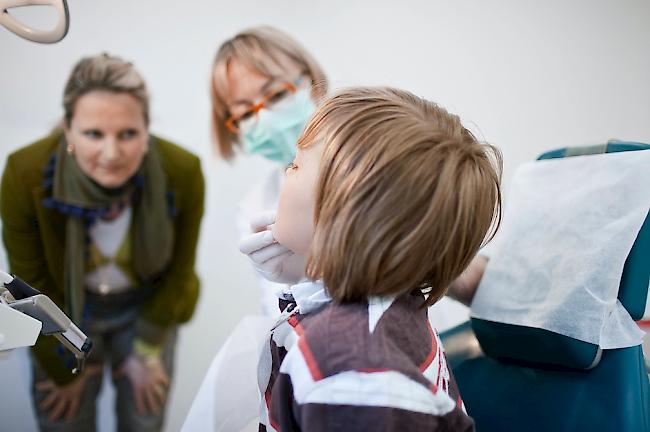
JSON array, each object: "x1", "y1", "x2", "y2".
[
  {"x1": 36, "y1": 362, "x2": 103, "y2": 421},
  {"x1": 115, "y1": 354, "x2": 170, "y2": 414}
]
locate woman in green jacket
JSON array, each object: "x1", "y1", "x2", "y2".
[{"x1": 1, "y1": 53, "x2": 204, "y2": 431}]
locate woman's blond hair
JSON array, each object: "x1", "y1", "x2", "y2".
[
  {"x1": 63, "y1": 53, "x2": 149, "y2": 126},
  {"x1": 302, "y1": 87, "x2": 502, "y2": 307},
  {"x1": 210, "y1": 26, "x2": 328, "y2": 160}
]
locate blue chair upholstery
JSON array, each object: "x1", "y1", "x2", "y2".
[{"x1": 442, "y1": 142, "x2": 650, "y2": 432}]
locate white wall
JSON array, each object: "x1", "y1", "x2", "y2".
[{"x1": 1, "y1": 0, "x2": 649, "y2": 431}]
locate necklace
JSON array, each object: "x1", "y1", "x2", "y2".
[
  {"x1": 90, "y1": 204, "x2": 131, "y2": 295},
  {"x1": 96, "y1": 256, "x2": 118, "y2": 295}
]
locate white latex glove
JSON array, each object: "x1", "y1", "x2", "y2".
[{"x1": 238, "y1": 210, "x2": 306, "y2": 284}]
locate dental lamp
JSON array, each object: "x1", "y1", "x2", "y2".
[{"x1": 0, "y1": 0, "x2": 69, "y2": 43}]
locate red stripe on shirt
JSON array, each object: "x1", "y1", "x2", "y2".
[
  {"x1": 437, "y1": 347, "x2": 443, "y2": 389},
  {"x1": 298, "y1": 337, "x2": 324, "y2": 381},
  {"x1": 264, "y1": 390, "x2": 281, "y2": 431},
  {"x1": 288, "y1": 315, "x2": 305, "y2": 336},
  {"x1": 419, "y1": 320, "x2": 438, "y2": 371}
]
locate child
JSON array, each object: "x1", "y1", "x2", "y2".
[{"x1": 257, "y1": 87, "x2": 502, "y2": 431}]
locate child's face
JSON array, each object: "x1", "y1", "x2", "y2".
[{"x1": 272, "y1": 140, "x2": 325, "y2": 255}]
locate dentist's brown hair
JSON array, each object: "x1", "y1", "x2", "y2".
[{"x1": 301, "y1": 87, "x2": 502, "y2": 306}]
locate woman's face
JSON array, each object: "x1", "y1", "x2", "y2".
[
  {"x1": 272, "y1": 140, "x2": 324, "y2": 255},
  {"x1": 64, "y1": 90, "x2": 148, "y2": 188},
  {"x1": 223, "y1": 58, "x2": 306, "y2": 132}
]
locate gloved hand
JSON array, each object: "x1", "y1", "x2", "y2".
[{"x1": 238, "y1": 210, "x2": 306, "y2": 284}]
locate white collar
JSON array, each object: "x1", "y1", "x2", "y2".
[{"x1": 277, "y1": 280, "x2": 332, "y2": 315}]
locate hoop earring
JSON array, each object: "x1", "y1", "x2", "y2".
[{"x1": 66, "y1": 144, "x2": 74, "y2": 155}]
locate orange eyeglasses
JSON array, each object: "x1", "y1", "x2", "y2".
[{"x1": 225, "y1": 77, "x2": 304, "y2": 134}]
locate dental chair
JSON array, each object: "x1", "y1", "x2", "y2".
[{"x1": 441, "y1": 142, "x2": 650, "y2": 432}]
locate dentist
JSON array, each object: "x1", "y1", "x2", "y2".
[
  {"x1": 210, "y1": 26, "x2": 328, "y2": 316},
  {"x1": 213, "y1": 26, "x2": 487, "y2": 320}
]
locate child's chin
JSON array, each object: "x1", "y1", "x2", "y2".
[
  {"x1": 271, "y1": 223, "x2": 289, "y2": 247},
  {"x1": 272, "y1": 225, "x2": 306, "y2": 255}
]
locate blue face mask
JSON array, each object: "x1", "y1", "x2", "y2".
[{"x1": 242, "y1": 88, "x2": 315, "y2": 165}]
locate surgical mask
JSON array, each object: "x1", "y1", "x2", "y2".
[{"x1": 241, "y1": 88, "x2": 315, "y2": 165}]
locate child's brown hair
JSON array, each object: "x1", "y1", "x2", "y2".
[{"x1": 301, "y1": 87, "x2": 502, "y2": 306}]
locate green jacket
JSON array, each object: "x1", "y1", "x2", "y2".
[{"x1": 1, "y1": 133, "x2": 204, "y2": 384}]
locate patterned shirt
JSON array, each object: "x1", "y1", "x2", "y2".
[{"x1": 258, "y1": 282, "x2": 475, "y2": 431}]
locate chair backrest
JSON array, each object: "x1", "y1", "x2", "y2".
[
  {"x1": 537, "y1": 141, "x2": 650, "y2": 320},
  {"x1": 472, "y1": 141, "x2": 650, "y2": 370}
]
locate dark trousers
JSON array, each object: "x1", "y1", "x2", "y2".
[{"x1": 31, "y1": 290, "x2": 177, "y2": 432}]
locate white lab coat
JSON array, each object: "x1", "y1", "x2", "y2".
[{"x1": 237, "y1": 168, "x2": 287, "y2": 317}]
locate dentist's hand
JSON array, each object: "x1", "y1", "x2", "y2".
[{"x1": 238, "y1": 210, "x2": 306, "y2": 284}]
